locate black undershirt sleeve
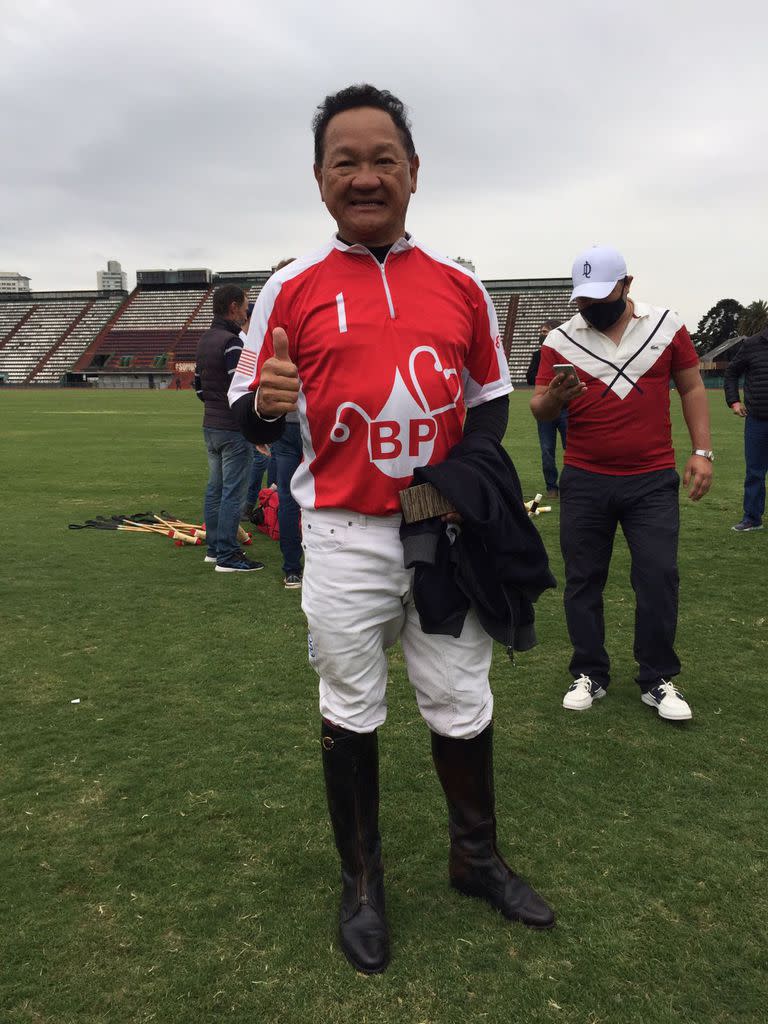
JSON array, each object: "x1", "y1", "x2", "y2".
[
  {"x1": 230, "y1": 391, "x2": 287, "y2": 444},
  {"x1": 463, "y1": 394, "x2": 509, "y2": 443}
]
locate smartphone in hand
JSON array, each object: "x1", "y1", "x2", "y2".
[{"x1": 552, "y1": 363, "x2": 581, "y2": 384}]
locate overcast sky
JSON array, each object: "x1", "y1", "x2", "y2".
[{"x1": 2, "y1": 0, "x2": 766, "y2": 328}]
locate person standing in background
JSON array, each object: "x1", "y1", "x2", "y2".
[
  {"x1": 526, "y1": 319, "x2": 567, "y2": 498},
  {"x1": 195, "y1": 286, "x2": 264, "y2": 573},
  {"x1": 530, "y1": 245, "x2": 712, "y2": 721},
  {"x1": 723, "y1": 326, "x2": 768, "y2": 531}
]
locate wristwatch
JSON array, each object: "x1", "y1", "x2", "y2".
[{"x1": 692, "y1": 449, "x2": 714, "y2": 462}]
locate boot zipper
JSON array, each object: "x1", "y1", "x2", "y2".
[{"x1": 353, "y1": 767, "x2": 369, "y2": 905}]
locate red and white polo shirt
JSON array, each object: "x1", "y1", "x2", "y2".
[
  {"x1": 229, "y1": 236, "x2": 511, "y2": 514},
  {"x1": 536, "y1": 302, "x2": 699, "y2": 475}
]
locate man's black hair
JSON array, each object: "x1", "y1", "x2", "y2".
[
  {"x1": 312, "y1": 83, "x2": 416, "y2": 165},
  {"x1": 213, "y1": 284, "x2": 245, "y2": 318},
  {"x1": 541, "y1": 319, "x2": 562, "y2": 331}
]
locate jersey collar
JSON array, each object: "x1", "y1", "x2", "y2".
[{"x1": 332, "y1": 233, "x2": 415, "y2": 256}]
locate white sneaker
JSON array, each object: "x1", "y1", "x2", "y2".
[
  {"x1": 641, "y1": 680, "x2": 692, "y2": 721},
  {"x1": 203, "y1": 554, "x2": 216, "y2": 563},
  {"x1": 562, "y1": 674, "x2": 607, "y2": 711}
]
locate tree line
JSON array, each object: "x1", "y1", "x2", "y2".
[{"x1": 693, "y1": 299, "x2": 768, "y2": 355}]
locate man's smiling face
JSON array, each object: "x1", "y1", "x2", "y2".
[{"x1": 314, "y1": 106, "x2": 419, "y2": 247}]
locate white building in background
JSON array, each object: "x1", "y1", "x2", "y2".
[
  {"x1": 0, "y1": 272, "x2": 31, "y2": 293},
  {"x1": 454, "y1": 256, "x2": 476, "y2": 273},
  {"x1": 97, "y1": 260, "x2": 127, "y2": 291}
]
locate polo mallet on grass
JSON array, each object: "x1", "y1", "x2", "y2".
[
  {"x1": 524, "y1": 494, "x2": 552, "y2": 517},
  {"x1": 156, "y1": 513, "x2": 252, "y2": 546},
  {"x1": 122, "y1": 519, "x2": 201, "y2": 544},
  {"x1": 68, "y1": 517, "x2": 201, "y2": 545}
]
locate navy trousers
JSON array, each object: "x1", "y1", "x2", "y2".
[
  {"x1": 559, "y1": 466, "x2": 681, "y2": 692},
  {"x1": 743, "y1": 416, "x2": 768, "y2": 526}
]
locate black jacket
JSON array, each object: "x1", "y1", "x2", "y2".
[
  {"x1": 525, "y1": 347, "x2": 541, "y2": 387},
  {"x1": 724, "y1": 330, "x2": 768, "y2": 420},
  {"x1": 400, "y1": 434, "x2": 556, "y2": 652},
  {"x1": 195, "y1": 316, "x2": 244, "y2": 431}
]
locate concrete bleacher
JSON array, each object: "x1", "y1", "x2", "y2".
[
  {"x1": 92, "y1": 287, "x2": 210, "y2": 370},
  {"x1": 485, "y1": 279, "x2": 573, "y2": 384},
  {"x1": 31, "y1": 296, "x2": 124, "y2": 383},
  {"x1": 81, "y1": 278, "x2": 273, "y2": 378},
  {"x1": 0, "y1": 300, "x2": 87, "y2": 383},
  {"x1": 176, "y1": 281, "x2": 269, "y2": 358},
  {"x1": 112, "y1": 288, "x2": 207, "y2": 332},
  {"x1": 0, "y1": 302, "x2": 34, "y2": 344}
]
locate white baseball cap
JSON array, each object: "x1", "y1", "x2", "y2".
[{"x1": 570, "y1": 245, "x2": 627, "y2": 301}]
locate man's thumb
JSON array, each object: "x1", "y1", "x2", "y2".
[{"x1": 272, "y1": 327, "x2": 291, "y2": 363}]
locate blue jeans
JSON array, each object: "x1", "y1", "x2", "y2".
[
  {"x1": 203, "y1": 428, "x2": 252, "y2": 563},
  {"x1": 537, "y1": 410, "x2": 568, "y2": 491},
  {"x1": 271, "y1": 422, "x2": 303, "y2": 575},
  {"x1": 247, "y1": 448, "x2": 276, "y2": 505},
  {"x1": 743, "y1": 416, "x2": 768, "y2": 525}
]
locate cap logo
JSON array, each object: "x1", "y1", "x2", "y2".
[{"x1": 583, "y1": 261, "x2": 592, "y2": 278}]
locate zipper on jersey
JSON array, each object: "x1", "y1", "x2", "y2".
[
  {"x1": 362, "y1": 250, "x2": 396, "y2": 320},
  {"x1": 377, "y1": 262, "x2": 396, "y2": 320}
]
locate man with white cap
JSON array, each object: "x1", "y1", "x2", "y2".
[{"x1": 530, "y1": 245, "x2": 713, "y2": 721}]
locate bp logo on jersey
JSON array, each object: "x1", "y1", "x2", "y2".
[{"x1": 330, "y1": 346, "x2": 461, "y2": 478}]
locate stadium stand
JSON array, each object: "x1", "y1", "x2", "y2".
[
  {"x1": 94, "y1": 288, "x2": 210, "y2": 372},
  {"x1": 485, "y1": 279, "x2": 573, "y2": 384},
  {"x1": 0, "y1": 271, "x2": 573, "y2": 388},
  {"x1": 30, "y1": 296, "x2": 125, "y2": 383},
  {"x1": 0, "y1": 302, "x2": 35, "y2": 347},
  {"x1": 75, "y1": 271, "x2": 274, "y2": 387},
  {"x1": 0, "y1": 291, "x2": 134, "y2": 385},
  {"x1": 0, "y1": 299, "x2": 89, "y2": 383}
]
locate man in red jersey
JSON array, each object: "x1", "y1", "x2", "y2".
[
  {"x1": 229, "y1": 84, "x2": 554, "y2": 974},
  {"x1": 531, "y1": 245, "x2": 713, "y2": 722}
]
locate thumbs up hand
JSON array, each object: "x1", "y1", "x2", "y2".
[{"x1": 257, "y1": 327, "x2": 299, "y2": 418}]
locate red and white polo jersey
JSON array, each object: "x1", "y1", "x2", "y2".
[
  {"x1": 229, "y1": 236, "x2": 511, "y2": 514},
  {"x1": 536, "y1": 302, "x2": 699, "y2": 475}
]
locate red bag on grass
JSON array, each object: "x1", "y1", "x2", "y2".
[{"x1": 254, "y1": 486, "x2": 280, "y2": 540}]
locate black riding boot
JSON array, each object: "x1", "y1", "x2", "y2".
[
  {"x1": 321, "y1": 721, "x2": 390, "y2": 973},
  {"x1": 431, "y1": 723, "x2": 555, "y2": 929}
]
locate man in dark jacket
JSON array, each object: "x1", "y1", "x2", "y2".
[
  {"x1": 724, "y1": 328, "x2": 768, "y2": 531},
  {"x1": 526, "y1": 320, "x2": 567, "y2": 498},
  {"x1": 195, "y1": 285, "x2": 263, "y2": 572}
]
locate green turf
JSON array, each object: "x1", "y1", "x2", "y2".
[{"x1": 1, "y1": 388, "x2": 765, "y2": 1024}]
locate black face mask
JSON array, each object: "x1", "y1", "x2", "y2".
[{"x1": 581, "y1": 295, "x2": 626, "y2": 331}]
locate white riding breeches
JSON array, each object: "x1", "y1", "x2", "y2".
[{"x1": 301, "y1": 508, "x2": 494, "y2": 738}]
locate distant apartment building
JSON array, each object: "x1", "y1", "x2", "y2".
[
  {"x1": 0, "y1": 272, "x2": 31, "y2": 293},
  {"x1": 97, "y1": 260, "x2": 128, "y2": 292},
  {"x1": 454, "y1": 257, "x2": 476, "y2": 273}
]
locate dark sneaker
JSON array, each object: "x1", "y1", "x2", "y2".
[
  {"x1": 731, "y1": 519, "x2": 763, "y2": 532},
  {"x1": 215, "y1": 552, "x2": 265, "y2": 573},
  {"x1": 641, "y1": 680, "x2": 692, "y2": 721},
  {"x1": 563, "y1": 674, "x2": 606, "y2": 711},
  {"x1": 545, "y1": 488, "x2": 560, "y2": 499},
  {"x1": 284, "y1": 573, "x2": 303, "y2": 589}
]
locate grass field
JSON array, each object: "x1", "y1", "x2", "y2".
[{"x1": 1, "y1": 388, "x2": 766, "y2": 1024}]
